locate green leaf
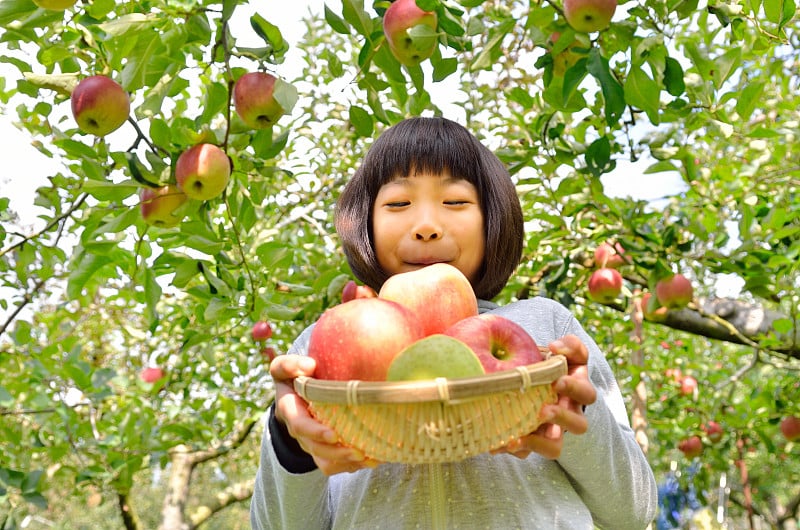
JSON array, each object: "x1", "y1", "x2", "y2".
[
  {"x1": 81, "y1": 180, "x2": 140, "y2": 202},
  {"x1": 250, "y1": 13, "x2": 286, "y2": 51},
  {"x1": 663, "y1": 57, "x2": 685, "y2": 96},
  {"x1": 587, "y1": 49, "x2": 625, "y2": 125},
  {"x1": 349, "y1": 106, "x2": 374, "y2": 137},
  {"x1": 324, "y1": 4, "x2": 350, "y2": 34},
  {"x1": 735, "y1": 80, "x2": 764, "y2": 121},
  {"x1": 341, "y1": 0, "x2": 373, "y2": 37},
  {"x1": 432, "y1": 57, "x2": 458, "y2": 82},
  {"x1": 624, "y1": 65, "x2": 661, "y2": 124},
  {"x1": 274, "y1": 77, "x2": 299, "y2": 117},
  {"x1": 143, "y1": 267, "x2": 162, "y2": 326},
  {"x1": 585, "y1": 136, "x2": 615, "y2": 177},
  {"x1": 98, "y1": 13, "x2": 156, "y2": 36},
  {"x1": 67, "y1": 253, "x2": 113, "y2": 300}
]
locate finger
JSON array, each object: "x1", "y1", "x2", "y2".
[
  {"x1": 541, "y1": 403, "x2": 589, "y2": 435},
  {"x1": 554, "y1": 374, "x2": 597, "y2": 406},
  {"x1": 515, "y1": 427, "x2": 564, "y2": 459},
  {"x1": 548, "y1": 334, "x2": 589, "y2": 364},
  {"x1": 270, "y1": 354, "x2": 316, "y2": 381}
]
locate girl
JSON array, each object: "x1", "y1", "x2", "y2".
[{"x1": 251, "y1": 117, "x2": 657, "y2": 529}]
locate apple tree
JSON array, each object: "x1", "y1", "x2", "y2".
[{"x1": 1, "y1": 0, "x2": 799, "y2": 527}]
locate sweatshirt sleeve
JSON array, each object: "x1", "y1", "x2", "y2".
[
  {"x1": 250, "y1": 326, "x2": 332, "y2": 530},
  {"x1": 554, "y1": 307, "x2": 658, "y2": 530}
]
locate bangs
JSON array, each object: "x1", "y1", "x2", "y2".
[{"x1": 362, "y1": 118, "x2": 486, "y2": 193}]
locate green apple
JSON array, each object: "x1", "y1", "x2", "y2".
[
  {"x1": 382, "y1": 0, "x2": 438, "y2": 67},
  {"x1": 563, "y1": 0, "x2": 617, "y2": 33},
  {"x1": 233, "y1": 72, "x2": 286, "y2": 129},
  {"x1": 175, "y1": 143, "x2": 231, "y2": 201},
  {"x1": 386, "y1": 335, "x2": 485, "y2": 381},
  {"x1": 33, "y1": 0, "x2": 77, "y2": 9},
  {"x1": 70, "y1": 75, "x2": 130, "y2": 137},
  {"x1": 140, "y1": 185, "x2": 187, "y2": 227}
]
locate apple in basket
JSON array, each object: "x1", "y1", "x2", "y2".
[
  {"x1": 379, "y1": 263, "x2": 478, "y2": 336},
  {"x1": 308, "y1": 297, "x2": 425, "y2": 381},
  {"x1": 443, "y1": 314, "x2": 544, "y2": 373},
  {"x1": 386, "y1": 335, "x2": 485, "y2": 381}
]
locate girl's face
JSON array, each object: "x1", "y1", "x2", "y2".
[{"x1": 372, "y1": 171, "x2": 485, "y2": 283}]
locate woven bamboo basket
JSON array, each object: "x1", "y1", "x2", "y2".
[{"x1": 293, "y1": 353, "x2": 567, "y2": 464}]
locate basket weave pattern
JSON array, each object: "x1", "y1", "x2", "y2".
[{"x1": 294, "y1": 354, "x2": 567, "y2": 464}]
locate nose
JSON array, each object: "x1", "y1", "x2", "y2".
[
  {"x1": 415, "y1": 226, "x2": 441, "y2": 241},
  {"x1": 413, "y1": 209, "x2": 443, "y2": 241}
]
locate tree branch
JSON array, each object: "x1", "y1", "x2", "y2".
[
  {"x1": 189, "y1": 417, "x2": 260, "y2": 466},
  {"x1": 188, "y1": 480, "x2": 253, "y2": 529}
]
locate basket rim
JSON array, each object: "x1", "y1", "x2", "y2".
[{"x1": 293, "y1": 354, "x2": 567, "y2": 406}]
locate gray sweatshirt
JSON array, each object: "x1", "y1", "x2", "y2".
[{"x1": 250, "y1": 297, "x2": 658, "y2": 529}]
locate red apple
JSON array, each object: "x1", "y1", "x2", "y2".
[
  {"x1": 780, "y1": 416, "x2": 800, "y2": 441},
  {"x1": 443, "y1": 314, "x2": 543, "y2": 373},
  {"x1": 140, "y1": 185, "x2": 187, "y2": 227},
  {"x1": 378, "y1": 263, "x2": 478, "y2": 337},
  {"x1": 140, "y1": 367, "x2": 165, "y2": 384},
  {"x1": 308, "y1": 297, "x2": 425, "y2": 381},
  {"x1": 593, "y1": 241, "x2": 626, "y2": 268},
  {"x1": 175, "y1": 143, "x2": 231, "y2": 201},
  {"x1": 587, "y1": 267, "x2": 623, "y2": 303},
  {"x1": 382, "y1": 0, "x2": 438, "y2": 66},
  {"x1": 251, "y1": 320, "x2": 273, "y2": 341},
  {"x1": 70, "y1": 75, "x2": 130, "y2": 137},
  {"x1": 341, "y1": 280, "x2": 377, "y2": 304},
  {"x1": 679, "y1": 375, "x2": 698, "y2": 397},
  {"x1": 260, "y1": 346, "x2": 278, "y2": 362},
  {"x1": 678, "y1": 435, "x2": 703, "y2": 458},
  {"x1": 664, "y1": 367, "x2": 683, "y2": 384},
  {"x1": 702, "y1": 421, "x2": 724, "y2": 443},
  {"x1": 642, "y1": 292, "x2": 668, "y2": 322},
  {"x1": 563, "y1": 0, "x2": 617, "y2": 33},
  {"x1": 233, "y1": 72, "x2": 287, "y2": 129},
  {"x1": 655, "y1": 273, "x2": 694, "y2": 309}
]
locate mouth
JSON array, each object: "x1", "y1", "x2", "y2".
[{"x1": 404, "y1": 258, "x2": 451, "y2": 267}]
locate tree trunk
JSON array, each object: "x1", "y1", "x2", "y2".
[{"x1": 159, "y1": 445, "x2": 194, "y2": 530}]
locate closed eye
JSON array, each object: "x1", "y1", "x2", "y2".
[{"x1": 385, "y1": 201, "x2": 410, "y2": 208}]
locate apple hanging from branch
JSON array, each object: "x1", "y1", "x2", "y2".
[
  {"x1": 233, "y1": 72, "x2": 294, "y2": 129},
  {"x1": 587, "y1": 267, "x2": 623, "y2": 303},
  {"x1": 140, "y1": 367, "x2": 166, "y2": 384},
  {"x1": 382, "y1": 0, "x2": 439, "y2": 66},
  {"x1": 140, "y1": 185, "x2": 187, "y2": 227},
  {"x1": 563, "y1": 0, "x2": 617, "y2": 33},
  {"x1": 593, "y1": 241, "x2": 626, "y2": 269},
  {"x1": 175, "y1": 143, "x2": 232, "y2": 201},
  {"x1": 251, "y1": 320, "x2": 273, "y2": 341},
  {"x1": 655, "y1": 273, "x2": 694, "y2": 309},
  {"x1": 780, "y1": 416, "x2": 800, "y2": 441},
  {"x1": 678, "y1": 435, "x2": 703, "y2": 458},
  {"x1": 70, "y1": 75, "x2": 130, "y2": 137}
]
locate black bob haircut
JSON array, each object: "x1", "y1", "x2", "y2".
[{"x1": 334, "y1": 116, "x2": 524, "y2": 301}]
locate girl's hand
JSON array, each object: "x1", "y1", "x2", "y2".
[
  {"x1": 271, "y1": 354, "x2": 380, "y2": 475},
  {"x1": 492, "y1": 334, "x2": 597, "y2": 460}
]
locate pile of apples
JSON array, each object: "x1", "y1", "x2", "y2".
[
  {"x1": 68, "y1": 71, "x2": 290, "y2": 228},
  {"x1": 308, "y1": 263, "x2": 545, "y2": 382}
]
